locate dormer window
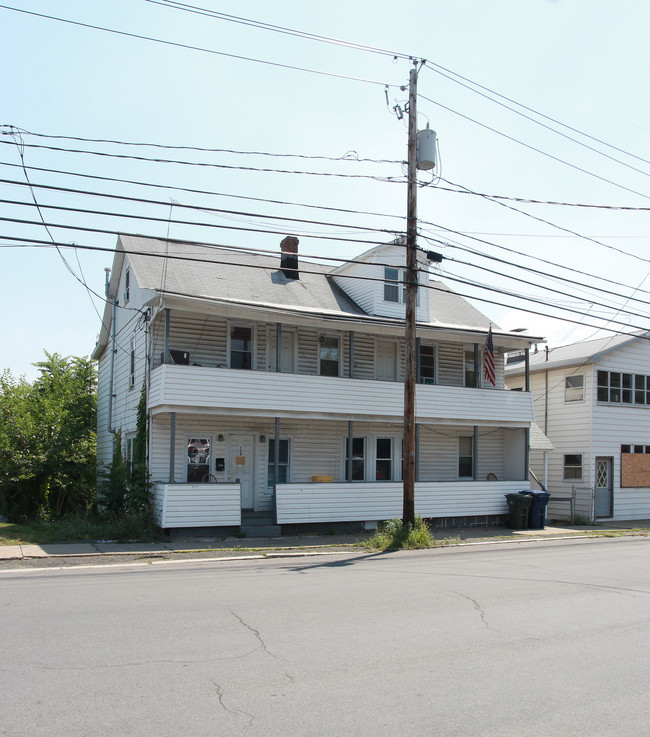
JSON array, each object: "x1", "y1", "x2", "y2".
[
  {"x1": 384, "y1": 267, "x2": 400, "y2": 302},
  {"x1": 383, "y1": 267, "x2": 419, "y2": 305}
]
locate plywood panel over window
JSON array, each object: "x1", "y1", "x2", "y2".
[{"x1": 621, "y1": 452, "x2": 650, "y2": 487}]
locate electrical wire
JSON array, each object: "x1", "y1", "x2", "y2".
[
  {"x1": 3, "y1": 126, "x2": 402, "y2": 165},
  {"x1": 0, "y1": 139, "x2": 406, "y2": 184},
  {"x1": 3, "y1": 234, "x2": 650, "y2": 341},
  {"x1": 0, "y1": 4, "x2": 397, "y2": 88},
  {"x1": 418, "y1": 93, "x2": 650, "y2": 201}
]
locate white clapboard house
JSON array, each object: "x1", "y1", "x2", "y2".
[
  {"x1": 506, "y1": 332, "x2": 650, "y2": 522},
  {"x1": 92, "y1": 235, "x2": 541, "y2": 532}
]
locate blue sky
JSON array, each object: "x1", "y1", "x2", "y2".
[{"x1": 1, "y1": 0, "x2": 649, "y2": 379}]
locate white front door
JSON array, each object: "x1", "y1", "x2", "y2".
[
  {"x1": 267, "y1": 331, "x2": 295, "y2": 372},
  {"x1": 229, "y1": 435, "x2": 255, "y2": 509}
]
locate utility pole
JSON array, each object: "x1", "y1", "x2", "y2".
[{"x1": 402, "y1": 63, "x2": 419, "y2": 527}]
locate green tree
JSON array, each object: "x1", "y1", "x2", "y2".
[
  {"x1": 127, "y1": 383, "x2": 151, "y2": 513},
  {"x1": 0, "y1": 353, "x2": 97, "y2": 520}
]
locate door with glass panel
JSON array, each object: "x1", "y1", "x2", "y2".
[{"x1": 595, "y1": 457, "x2": 613, "y2": 517}]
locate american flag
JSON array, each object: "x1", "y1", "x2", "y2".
[{"x1": 483, "y1": 326, "x2": 496, "y2": 386}]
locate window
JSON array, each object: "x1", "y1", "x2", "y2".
[
  {"x1": 375, "y1": 438, "x2": 393, "y2": 480},
  {"x1": 419, "y1": 344, "x2": 435, "y2": 384},
  {"x1": 563, "y1": 454, "x2": 583, "y2": 480},
  {"x1": 458, "y1": 436, "x2": 474, "y2": 478},
  {"x1": 129, "y1": 337, "x2": 136, "y2": 388},
  {"x1": 345, "y1": 437, "x2": 366, "y2": 481},
  {"x1": 125, "y1": 436, "x2": 134, "y2": 475},
  {"x1": 187, "y1": 438, "x2": 211, "y2": 482},
  {"x1": 230, "y1": 325, "x2": 253, "y2": 369},
  {"x1": 123, "y1": 268, "x2": 130, "y2": 304},
  {"x1": 384, "y1": 267, "x2": 400, "y2": 303},
  {"x1": 267, "y1": 438, "x2": 290, "y2": 490},
  {"x1": 464, "y1": 350, "x2": 477, "y2": 388},
  {"x1": 319, "y1": 336, "x2": 340, "y2": 376},
  {"x1": 565, "y1": 374, "x2": 584, "y2": 402},
  {"x1": 598, "y1": 371, "x2": 650, "y2": 405}
]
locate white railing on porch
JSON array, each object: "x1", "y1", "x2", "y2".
[
  {"x1": 153, "y1": 482, "x2": 241, "y2": 528},
  {"x1": 276, "y1": 480, "x2": 529, "y2": 524}
]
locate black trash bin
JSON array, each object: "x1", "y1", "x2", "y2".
[
  {"x1": 522, "y1": 490, "x2": 551, "y2": 529},
  {"x1": 505, "y1": 493, "x2": 532, "y2": 530}
]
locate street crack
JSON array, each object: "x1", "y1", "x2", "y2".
[
  {"x1": 211, "y1": 679, "x2": 254, "y2": 727},
  {"x1": 454, "y1": 591, "x2": 491, "y2": 630},
  {"x1": 228, "y1": 609, "x2": 279, "y2": 659}
]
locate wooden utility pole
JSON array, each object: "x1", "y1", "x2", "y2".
[{"x1": 402, "y1": 64, "x2": 418, "y2": 526}]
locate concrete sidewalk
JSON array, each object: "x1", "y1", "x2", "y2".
[{"x1": 2, "y1": 521, "x2": 648, "y2": 561}]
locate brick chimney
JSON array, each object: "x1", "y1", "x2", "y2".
[{"x1": 280, "y1": 236, "x2": 299, "y2": 280}]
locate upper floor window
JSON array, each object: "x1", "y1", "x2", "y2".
[
  {"x1": 598, "y1": 371, "x2": 649, "y2": 405},
  {"x1": 383, "y1": 267, "x2": 419, "y2": 305},
  {"x1": 123, "y1": 268, "x2": 130, "y2": 304},
  {"x1": 384, "y1": 267, "x2": 400, "y2": 302},
  {"x1": 319, "y1": 335, "x2": 340, "y2": 377},
  {"x1": 419, "y1": 344, "x2": 435, "y2": 384},
  {"x1": 565, "y1": 374, "x2": 584, "y2": 402},
  {"x1": 129, "y1": 337, "x2": 136, "y2": 388},
  {"x1": 464, "y1": 349, "x2": 477, "y2": 388},
  {"x1": 230, "y1": 326, "x2": 253, "y2": 370}
]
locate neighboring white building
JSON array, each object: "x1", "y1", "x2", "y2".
[
  {"x1": 92, "y1": 234, "x2": 540, "y2": 531},
  {"x1": 506, "y1": 332, "x2": 650, "y2": 522}
]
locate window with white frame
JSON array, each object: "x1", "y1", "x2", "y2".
[
  {"x1": 419, "y1": 343, "x2": 435, "y2": 384},
  {"x1": 123, "y1": 268, "x2": 130, "y2": 304},
  {"x1": 384, "y1": 267, "x2": 400, "y2": 303},
  {"x1": 319, "y1": 335, "x2": 340, "y2": 377},
  {"x1": 229, "y1": 325, "x2": 253, "y2": 370},
  {"x1": 565, "y1": 374, "x2": 584, "y2": 402},
  {"x1": 464, "y1": 349, "x2": 477, "y2": 388},
  {"x1": 125, "y1": 436, "x2": 134, "y2": 476},
  {"x1": 458, "y1": 436, "x2": 474, "y2": 478},
  {"x1": 187, "y1": 437, "x2": 211, "y2": 482},
  {"x1": 345, "y1": 437, "x2": 366, "y2": 481},
  {"x1": 267, "y1": 438, "x2": 290, "y2": 490},
  {"x1": 563, "y1": 454, "x2": 583, "y2": 480},
  {"x1": 375, "y1": 438, "x2": 393, "y2": 481},
  {"x1": 129, "y1": 337, "x2": 136, "y2": 389}
]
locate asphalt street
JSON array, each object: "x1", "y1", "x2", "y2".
[{"x1": 2, "y1": 536, "x2": 649, "y2": 736}]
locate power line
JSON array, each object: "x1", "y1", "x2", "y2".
[
  {"x1": 423, "y1": 60, "x2": 650, "y2": 168},
  {"x1": 0, "y1": 139, "x2": 405, "y2": 184},
  {"x1": 438, "y1": 178, "x2": 650, "y2": 265},
  {"x1": 418, "y1": 93, "x2": 650, "y2": 201},
  {"x1": 0, "y1": 4, "x2": 396, "y2": 88},
  {"x1": 0, "y1": 177, "x2": 400, "y2": 239},
  {"x1": 147, "y1": 0, "x2": 413, "y2": 60},
  {"x1": 3, "y1": 234, "x2": 650, "y2": 341},
  {"x1": 433, "y1": 179, "x2": 650, "y2": 211},
  {"x1": 421, "y1": 63, "x2": 650, "y2": 180}
]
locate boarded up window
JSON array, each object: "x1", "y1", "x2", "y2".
[{"x1": 621, "y1": 452, "x2": 650, "y2": 488}]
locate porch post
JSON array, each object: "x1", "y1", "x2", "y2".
[
  {"x1": 273, "y1": 417, "x2": 280, "y2": 519},
  {"x1": 164, "y1": 308, "x2": 171, "y2": 364},
  {"x1": 169, "y1": 411, "x2": 176, "y2": 483},
  {"x1": 415, "y1": 423, "x2": 420, "y2": 482},
  {"x1": 473, "y1": 425, "x2": 479, "y2": 481},
  {"x1": 276, "y1": 323, "x2": 282, "y2": 372},
  {"x1": 349, "y1": 331, "x2": 355, "y2": 378},
  {"x1": 347, "y1": 420, "x2": 354, "y2": 482}
]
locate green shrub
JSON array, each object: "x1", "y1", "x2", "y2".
[{"x1": 363, "y1": 515, "x2": 434, "y2": 551}]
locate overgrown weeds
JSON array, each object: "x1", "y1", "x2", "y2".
[
  {"x1": 362, "y1": 516, "x2": 434, "y2": 551},
  {"x1": 0, "y1": 511, "x2": 162, "y2": 545}
]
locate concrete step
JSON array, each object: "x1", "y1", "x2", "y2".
[{"x1": 240, "y1": 524, "x2": 282, "y2": 538}]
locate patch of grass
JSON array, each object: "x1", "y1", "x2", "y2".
[
  {"x1": 362, "y1": 516, "x2": 434, "y2": 551},
  {"x1": 0, "y1": 512, "x2": 163, "y2": 545}
]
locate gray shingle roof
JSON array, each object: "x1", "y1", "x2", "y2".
[{"x1": 121, "y1": 235, "x2": 497, "y2": 331}]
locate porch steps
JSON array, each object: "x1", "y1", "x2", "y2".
[{"x1": 240, "y1": 513, "x2": 281, "y2": 538}]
